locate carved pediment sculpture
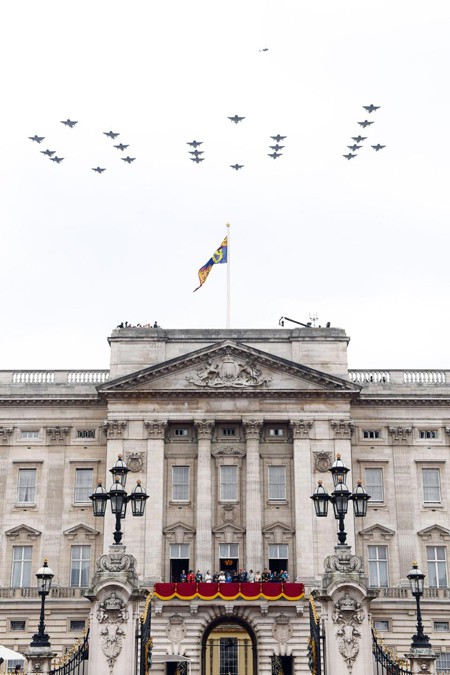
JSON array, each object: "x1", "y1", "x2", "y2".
[{"x1": 186, "y1": 352, "x2": 271, "y2": 388}]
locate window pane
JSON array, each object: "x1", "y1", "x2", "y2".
[
  {"x1": 170, "y1": 544, "x2": 189, "y2": 559},
  {"x1": 172, "y1": 466, "x2": 189, "y2": 501},
  {"x1": 11, "y1": 546, "x2": 32, "y2": 587},
  {"x1": 268, "y1": 466, "x2": 286, "y2": 501},
  {"x1": 364, "y1": 468, "x2": 383, "y2": 502},
  {"x1": 422, "y1": 469, "x2": 441, "y2": 502},
  {"x1": 219, "y1": 543, "x2": 239, "y2": 558},
  {"x1": 74, "y1": 469, "x2": 93, "y2": 502},
  {"x1": 18, "y1": 469, "x2": 36, "y2": 503},
  {"x1": 368, "y1": 546, "x2": 389, "y2": 587},
  {"x1": 268, "y1": 544, "x2": 288, "y2": 559},
  {"x1": 220, "y1": 466, "x2": 238, "y2": 501},
  {"x1": 220, "y1": 638, "x2": 238, "y2": 675},
  {"x1": 70, "y1": 546, "x2": 91, "y2": 587}
]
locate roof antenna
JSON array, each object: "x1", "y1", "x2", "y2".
[{"x1": 309, "y1": 313, "x2": 318, "y2": 327}]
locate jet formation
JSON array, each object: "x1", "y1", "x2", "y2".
[
  {"x1": 187, "y1": 141, "x2": 206, "y2": 164},
  {"x1": 342, "y1": 105, "x2": 385, "y2": 160}
]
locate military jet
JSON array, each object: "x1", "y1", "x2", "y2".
[
  {"x1": 348, "y1": 144, "x2": 362, "y2": 152},
  {"x1": 61, "y1": 119, "x2": 78, "y2": 128},
  {"x1": 371, "y1": 144, "x2": 386, "y2": 151},
  {"x1": 121, "y1": 156, "x2": 135, "y2": 163},
  {"x1": 187, "y1": 140, "x2": 203, "y2": 148},
  {"x1": 190, "y1": 156, "x2": 205, "y2": 163},
  {"x1": 270, "y1": 144, "x2": 284, "y2": 152},
  {"x1": 92, "y1": 167, "x2": 106, "y2": 173},
  {"x1": 268, "y1": 152, "x2": 282, "y2": 159},
  {"x1": 49, "y1": 156, "x2": 64, "y2": 163},
  {"x1": 29, "y1": 135, "x2": 45, "y2": 143},
  {"x1": 104, "y1": 131, "x2": 120, "y2": 139},
  {"x1": 230, "y1": 164, "x2": 244, "y2": 170},
  {"x1": 351, "y1": 136, "x2": 367, "y2": 143},
  {"x1": 357, "y1": 120, "x2": 374, "y2": 128},
  {"x1": 343, "y1": 153, "x2": 356, "y2": 160},
  {"x1": 40, "y1": 149, "x2": 56, "y2": 156},
  {"x1": 228, "y1": 115, "x2": 245, "y2": 124},
  {"x1": 113, "y1": 143, "x2": 129, "y2": 151},
  {"x1": 189, "y1": 150, "x2": 204, "y2": 156},
  {"x1": 259, "y1": 47, "x2": 269, "y2": 52},
  {"x1": 363, "y1": 104, "x2": 380, "y2": 113}
]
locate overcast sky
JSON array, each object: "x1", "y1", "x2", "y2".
[{"x1": 2, "y1": 0, "x2": 450, "y2": 370}]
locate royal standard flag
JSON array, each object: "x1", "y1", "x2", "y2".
[{"x1": 194, "y1": 237, "x2": 228, "y2": 292}]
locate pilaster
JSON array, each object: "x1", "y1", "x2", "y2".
[
  {"x1": 144, "y1": 419, "x2": 168, "y2": 582},
  {"x1": 102, "y1": 419, "x2": 128, "y2": 553},
  {"x1": 243, "y1": 418, "x2": 264, "y2": 572},
  {"x1": 331, "y1": 420, "x2": 356, "y2": 549},
  {"x1": 194, "y1": 419, "x2": 215, "y2": 572},
  {"x1": 290, "y1": 419, "x2": 315, "y2": 581}
]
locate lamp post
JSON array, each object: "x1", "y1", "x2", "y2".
[
  {"x1": 30, "y1": 559, "x2": 54, "y2": 648},
  {"x1": 310, "y1": 454, "x2": 370, "y2": 546},
  {"x1": 407, "y1": 562, "x2": 431, "y2": 649},
  {"x1": 90, "y1": 455, "x2": 149, "y2": 545}
]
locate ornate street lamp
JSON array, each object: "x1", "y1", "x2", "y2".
[
  {"x1": 30, "y1": 559, "x2": 54, "y2": 648},
  {"x1": 407, "y1": 562, "x2": 431, "y2": 649},
  {"x1": 90, "y1": 456, "x2": 149, "y2": 545},
  {"x1": 310, "y1": 455, "x2": 370, "y2": 545}
]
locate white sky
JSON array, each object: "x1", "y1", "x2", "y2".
[{"x1": 2, "y1": 0, "x2": 450, "y2": 370}]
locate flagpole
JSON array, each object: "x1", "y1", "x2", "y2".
[{"x1": 226, "y1": 223, "x2": 231, "y2": 328}]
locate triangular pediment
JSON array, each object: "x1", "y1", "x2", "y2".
[
  {"x1": 263, "y1": 521, "x2": 295, "y2": 535},
  {"x1": 98, "y1": 341, "x2": 359, "y2": 397},
  {"x1": 417, "y1": 525, "x2": 450, "y2": 541},
  {"x1": 359, "y1": 524, "x2": 395, "y2": 541},
  {"x1": 163, "y1": 522, "x2": 196, "y2": 535},
  {"x1": 213, "y1": 522, "x2": 246, "y2": 535},
  {"x1": 63, "y1": 524, "x2": 100, "y2": 540},
  {"x1": 5, "y1": 524, "x2": 41, "y2": 540}
]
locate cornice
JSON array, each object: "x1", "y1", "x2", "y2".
[
  {"x1": 353, "y1": 396, "x2": 450, "y2": 407},
  {"x1": 0, "y1": 397, "x2": 105, "y2": 407},
  {"x1": 99, "y1": 389, "x2": 357, "y2": 401}
]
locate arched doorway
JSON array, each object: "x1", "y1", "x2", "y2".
[{"x1": 201, "y1": 617, "x2": 257, "y2": 675}]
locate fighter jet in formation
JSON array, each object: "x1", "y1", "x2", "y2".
[
  {"x1": 230, "y1": 164, "x2": 244, "y2": 170},
  {"x1": 49, "y1": 156, "x2": 64, "y2": 163},
  {"x1": 187, "y1": 140, "x2": 203, "y2": 148},
  {"x1": 29, "y1": 135, "x2": 45, "y2": 143},
  {"x1": 271, "y1": 135, "x2": 286, "y2": 142},
  {"x1": 348, "y1": 144, "x2": 362, "y2": 152},
  {"x1": 121, "y1": 156, "x2": 135, "y2": 164},
  {"x1": 259, "y1": 47, "x2": 269, "y2": 52},
  {"x1": 371, "y1": 144, "x2": 386, "y2": 151},
  {"x1": 114, "y1": 143, "x2": 129, "y2": 151},
  {"x1": 40, "y1": 149, "x2": 56, "y2": 156},
  {"x1": 268, "y1": 152, "x2": 282, "y2": 159},
  {"x1": 270, "y1": 144, "x2": 284, "y2": 152},
  {"x1": 92, "y1": 167, "x2": 106, "y2": 173},
  {"x1": 104, "y1": 131, "x2": 120, "y2": 139},
  {"x1": 228, "y1": 115, "x2": 245, "y2": 124},
  {"x1": 343, "y1": 153, "x2": 357, "y2": 160},
  {"x1": 189, "y1": 150, "x2": 204, "y2": 156},
  {"x1": 61, "y1": 119, "x2": 78, "y2": 128},
  {"x1": 351, "y1": 136, "x2": 367, "y2": 143},
  {"x1": 363, "y1": 104, "x2": 380, "y2": 114},
  {"x1": 190, "y1": 156, "x2": 205, "y2": 163},
  {"x1": 357, "y1": 120, "x2": 374, "y2": 128}
]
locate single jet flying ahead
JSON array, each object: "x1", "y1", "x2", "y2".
[
  {"x1": 190, "y1": 156, "x2": 205, "y2": 163},
  {"x1": 348, "y1": 144, "x2": 362, "y2": 152},
  {"x1": 357, "y1": 120, "x2": 374, "y2": 128},
  {"x1": 371, "y1": 144, "x2": 386, "y2": 151},
  {"x1": 187, "y1": 140, "x2": 203, "y2": 148},
  {"x1": 41, "y1": 149, "x2": 56, "y2": 156},
  {"x1": 343, "y1": 153, "x2": 356, "y2": 160},
  {"x1": 29, "y1": 135, "x2": 45, "y2": 143},
  {"x1": 228, "y1": 115, "x2": 245, "y2": 124},
  {"x1": 49, "y1": 156, "x2": 64, "y2": 163},
  {"x1": 271, "y1": 135, "x2": 286, "y2": 142},
  {"x1": 230, "y1": 164, "x2": 244, "y2": 170},
  {"x1": 113, "y1": 143, "x2": 129, "y2": 151},
  {"x1": 268, "y1": 152, "x2": 282, "y2": 159},
  {"x1": 92, "y1": 167, "x2": 106, "y2": 173},
  {"x1": 121, "y1": 156, "x2": 135, "y2": 163},
  {"x1": 104, "y1": 131, "x2": 120, "y2": 139},
  {"x1": 270, "y1": 144, "x2": 284, "y2": 152},
  {"x1": 363, "y1": 104, "x2": 380, "y2": 113},
  {"x1": 351, "y1": 136, "x2": 367, "y2": 143},
  {"x1": 189, "y1": 150, "x2": 204, "y2": 156},
  {"x1": 61, "y1": 119, "x2": 78, "y2": 127}
]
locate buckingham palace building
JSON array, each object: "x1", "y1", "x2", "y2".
[{"x1": 0, "y1": 325, "x2": 449, "y2": 673}]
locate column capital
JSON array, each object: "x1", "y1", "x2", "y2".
[
  {"x1": 194, "y1": 419, "x2": 215, "y2": 439},
  {"x1": 103, "y1": 419, "x2": 127, "y2": 438},
  {"x1": 389, "y1": 426, "x2": 412, "y2": 442},
  {"x1": 46, "y1": 426, "x2": 71, "y2": 443},
  {"x1": 330, "y1": 419, "x2": 355, "y2": 437},
  {"x1": 290, "y1": 419, "x2": 314, "y2": 438},
  {"x1": 242, "y1": 418, "x2": 263, "y2": 439},
  {"x1": 144, "y1": 419, "x2": 168, "y2": 439},
  {"x1": 0, "y1": 426, "x2": 14, "y2": 442}
]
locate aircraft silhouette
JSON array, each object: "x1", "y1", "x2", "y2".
[
  {"x1": 92, "y1": 167, "x2": 106, "y2": 173},
  {"x1": 268, "y1": 152, "x2": 282, "y2": 159},
  {"x1": 343, "y1": 153, "x2": 356, "y2": 160},
  {"x1": 29, "y1": 135, "x2": 45, "y2": 143},
  {"x1": 357, "y1": 120, "x2": 374, "y2": 128},
  {"x1": 371, "y1": 144, "x2": 386, "y2": 151},
  {"x1": 104, "y1": 131, "x2": 120, "y2": 139},
  {"x1": 187, "y1": 140, "x2": 203, "y2": 148},
  {"x1": 230, "y1": 164, "x2": 244, "y2": 170},
  {"x1": 121, "y1": 156, "x2": 135, "y2": 163},
  {"x1": 61, "y1": 119, "x2": 78, "y2": 128},
  {"x1": 114, "y1": 144, "x2": 129, "y2": 151},
  {"x1": 351, "y1": 136, "x2": 367, "y2": 143},
  {"x1": 363, "y1": 104, "x2": 380, "y2": 113},
  {"x1": 228, "y1": 115, "x2": 245, "y2": 124},
  {"x1": 348, "y1": 145, "x2": 362, "y2": 152},
  {"x1": 189, "y1": 150, "x2": 204, "y2": 156},
  {"x1": 271, "y1": 135, "x2": 286, "y2": 142},
  {"x1": 270, "y1": 144, "x2": 284, "y2": 152},
  {"x1": 190, "y1": 157, "x2": 205, "y2": 163},
  {"x1": 49, "y1": 156, "x2": 64, "y2": 163},
  {"x1": 41, "y1": 149, "x2": 56, "y2": 156}
]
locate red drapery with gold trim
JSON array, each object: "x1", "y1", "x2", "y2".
[{"x1": 153, "y1": 582, "x2": 304, "y2": 601}]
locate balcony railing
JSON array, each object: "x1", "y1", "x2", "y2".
[
  {"x1": 0, "y1": 587, "x2": 89, "y2": 598},
  {"x1": 349, "y1": 370, "x2": 449, "y2": 386},
  {"x1": 376, "y1": 587, "x2": 450, "y2": 599},
  {"x1": 4, "y1": 371, "x2": 110, "y2": 385}
]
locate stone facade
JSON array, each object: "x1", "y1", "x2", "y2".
[{"x1": 0, "y1": 327, "x2": 448, "y2": 672}]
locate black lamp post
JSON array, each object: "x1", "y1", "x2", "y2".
[
  {"x1": 310, "y1": 454, "x2": 370, "y2": 546},
  {"x1": 407, "y1": 562, "x2": 431, "y2": 649},
  {"x1": 30, "y1": 559, "x2": 54, "y2": 648},
  {"x1": 90, "y1": 455, "x2": 149, "y2": 545}
]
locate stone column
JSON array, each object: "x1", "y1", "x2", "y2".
[
  {"x1": 144, "y1": 419, "x2": 168, "y2": 582},
  {"x1": 194, "y1": 419, "x2": 215, "y2": 573},
  {"x1": 86, "y1": 544, "x2": 148, "y2": 675},
  {"x1": 103, "y1": 420, "x2": 128, "y2": 552},
  {"x1": 290, "y1": 419, "x2": 315, "y2": 582},
  {"x1": 243, "y1": 418, "x2": 263, "y2": 573},
  {"x1": 389, "y1": 426, "x2": 415, "y2": 583}
]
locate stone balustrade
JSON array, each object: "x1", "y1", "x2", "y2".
[
  {"x1": 349, "y1": 370, "x2": 449, "y2": 386},
  {"x1": 0, "y1": 370, "x2": 110, "y2": 386},
  {"x1": 0, "y1": 586, "x2": 89, "y2": 598}
]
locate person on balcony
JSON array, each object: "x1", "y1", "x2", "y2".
[
  {"x1": 205, "y1": 570, "x2": 212, "y2": 582},
  {"x1": 179, "y1": 570, "x2": 187, "y2": 582},
  {"x1": 195, "y1": 570, "x2": 203, "y2": 582},
  {"x1": 248, "y1": 569, "x2": 255, "y2": 582},
  {"x1": 218, "y1": 570, "x2": 226, "y2": 583}
]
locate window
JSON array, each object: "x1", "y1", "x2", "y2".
[
  {"x1": 172, "y1": 466, "x2": 189, "y2": 501},
  {"x1": 422, "y1": 468, "x2": 441, "y2": 503},
  {"x1": 74, "y1": 468, "x2": 93, "y2": 503},
  {"x1": 363, "y1": 430, "x2": 380, "y2": 439},
  {"x1": 364, "y1": 468, "x2": 384, "y2": 503},
  {"x1": 268, "y1": 466, "x2": 287, "y2": 501},
  {"x1": 222, "y1": 428, "x2": 236, "y2": 436},
  {"x1": 17, "y1": 468, "x2": 36, "y2": 504},
  {"x1": 268, "y1": 544, "x2": 288, "y2": 559},
  {"x1": 368, "y1": 545, "x2": 389, "y2": 587},
  {"x1": 427, "y1": 546, "x2": 448, "y2": 588},
  {"x1": 21, "y1": 430, "x2": 39, "y2": 439},
  {"x1": 10, "y1": 620, "x2": 26, "y2": 631},
  {"x1": 373, "y1": 620, "x2": 389, "y2": 632},
  {"x1": 76, "y1": 430, "x2": 95, "y2": 439},
  {"x1": 219, "y1": 544, "x2": 239, "y2": 558},
  {"x1": 436, "y1": 653, "x2": 450, "y2": 672},
  {"x1": 220, "y1": 465, "x2": 238, "y2": 501},
  {"x1": 170, "y1": 544, "x2": 190, "y2": 559},
  {"x1": 70, "y1": 620, "x2": 86, "y2": 631},
  {"x1": 70, "y1": 546, "x2": 91, "y2": 587},
  {"x1": 220, "y1": 637, "x2": 238, "y2": 675},
  {"x1": 269, "y1": 428, "x2": 284, "y2": 437},
  {"x1": 420, "y1": 430, "x2": 437, "y2": 439},
  {"x1": 11, "y1": 546, "x2": 32, "y2": 587},
  {"x1": 174, "y1": 428, "x2": 188, "y2": 437},
  {"x1": 434, "y1": 621, "x2": 449, "y2": 632}
]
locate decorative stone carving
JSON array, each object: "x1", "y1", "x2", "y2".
[
  {"x1": 324, "y1": 549, "x2": 363, "y2": 575},
  {"x1": 144, "y1": 420, "x2": 167, "y2": 439},
  {"x1": 330, "y1": 420, "x2": 355, "y2": 437},
  {"x1": 331, "y1": 592, "x2": 364, "y2": 672},
  {"x1": 166, "y1": 614, "x2": 186, "y2": 643},
  {"x1": 186, "y1": 353, "x2": 271, "y2": 388},
  {"x1": 272, "y1": 614, "x2": 292, "y2": 643},
  {"x1": 92, "y1": 545, "x2": 139, "y2": 589},
  {"x1": 242, "y1": 419, "x2": 263, "y2": 439},
  {"x1": 97, "y1": 592, "x2": 129, "y2": 674},
  {"x1": 103, "y1": 420, "x2": 127, "y2": 438},
  {"x1": 125, "y1": 451, "x2": 144, "y2": 472},
  {"x1": 222, "y1": 504, "x2": 236, "y2": 523},
  {"x1": 313, "y1": 451, "x2": 332, "y2": 472},
  {"x1": 212, "y1": 445, "x2": 245, "y2": 457},
  {"x1": 389, "y1": 426, "x2": 412, "y2": 442},
  {"x1": 47, "y1": 426, "x2": 70, "y2": 443},
  {"x1": 194, "y1": 419, "x2": 215, "y2": 439},
  {"x1": 290, "y1": 419, "x2": 314, "y2": 438},
  {"x1": 0, "y1": 426, "x2": 13, "y2": 442}
]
